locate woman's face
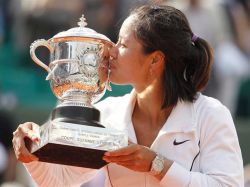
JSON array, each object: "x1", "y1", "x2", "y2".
[{"x1": 109, "y1": 16, "x2": 152, "y2": 86}]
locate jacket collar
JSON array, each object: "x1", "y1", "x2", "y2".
[
  {"x1": 105, "y1": 90, "x2": 198, "y2": 141},
  {"x1": 159, "y1": 99, "x2": 197, "y2": 135}
]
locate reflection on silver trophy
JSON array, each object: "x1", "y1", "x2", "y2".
[{"x1": 28, "y1": 15, "x2": 128, "y2": 169}]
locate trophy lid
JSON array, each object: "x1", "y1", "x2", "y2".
[{"x1": 52, "y1": 15, "x2": 112, "y2": 43}]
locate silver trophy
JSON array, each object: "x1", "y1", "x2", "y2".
[{"x1": 28, "y1": 15, "x2": 128, "y2": 169}]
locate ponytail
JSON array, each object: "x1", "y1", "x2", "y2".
[
  {"x1": 189, "y1": 37, "x2": 213, "y2": 91},
  {"x1": 161, "y1": 35, "x2": 213, "y2": 108}
]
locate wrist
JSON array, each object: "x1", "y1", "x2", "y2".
[
  {"x1": 149, "y1": 153, "x2": 165, "y2": 176},
  {"x1": 149, "y1": 153, "x2": 173, "y2": 180},
  {"x1": 155, "y1": 159, "x2": 173, "y2": 180}
]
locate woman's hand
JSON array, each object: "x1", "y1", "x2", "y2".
[
  {"x1": 12, "y1": 122, "x2": 40, "y2": 163},
  {"x1": 103, "y1": 143, "x2": 156, "y2": 172}
]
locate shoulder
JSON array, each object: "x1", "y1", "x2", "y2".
[
  {"x1": 194, "y1": 93, "x2": 232, "y2": 120},
  {"x1": 193, "y1": 93, "x2": 237, "y2": 143}
]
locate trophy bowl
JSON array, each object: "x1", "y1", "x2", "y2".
[{"x1": 27, "y1": 15, "x2": 128, "y2": 169}]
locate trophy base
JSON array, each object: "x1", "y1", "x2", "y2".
[
  {"x1": 26, "y1": 117, "x2": 128, "y2": 169},
  {"x1": 31, "y1": 142, "x2": 107, "y2": 169},
  {"x1": 32, "y1": 106, "x2": 107, "y2": 168}
]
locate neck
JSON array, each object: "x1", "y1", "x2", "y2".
[{"x1": 133, "y1": 80, "x2": 173, "y2": 128}]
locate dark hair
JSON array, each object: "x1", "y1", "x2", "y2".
[{"x1": 130, "y1": 5, "x2": 213, "y2": 108}]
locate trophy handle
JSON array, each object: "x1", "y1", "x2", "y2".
[{"x1": 30, "y1": 39, "x2": 54, "y2": 73}]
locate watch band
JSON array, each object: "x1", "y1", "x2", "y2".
[{"x1": 149, "y1": 153, "x2": 165, "y2": 176}]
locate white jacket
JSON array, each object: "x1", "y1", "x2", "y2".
[{"x1": 25, "y1": 92, "x2": 244, "y2": 187}]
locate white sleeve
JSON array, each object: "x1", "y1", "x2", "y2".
[
  {"x1": 24, "y1": 161, "x2": 99, "y2": 187},
  {"x1": 160, "y1": 106, "x2": 244, "y2": 187}
]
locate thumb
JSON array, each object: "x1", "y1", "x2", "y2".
[
  {"x1": 25, "y1": 129, "x2": 40, "y2": 142},
  {"x1": 128, "y1": 140, "x2": 134, "y2": 145},
  {"x1": 31, "y1": 123, "x2": 41, "y2": 141}
]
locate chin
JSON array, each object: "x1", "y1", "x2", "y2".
[
  {"x1": 109, "y1": 74, "x2": 118, "y2": 83},
  {"x1": 110, "y1": 82, "x2": 130, "y2": 86},
  {"x1": 109, "y1": 73, "x2": 132, "y2": 85},
  {"x1": 109, "y1": 76, "x2": 128, "y2": 85},
  {"x1": 110, "y1": 81, "x2": 131, "y2": 86}
]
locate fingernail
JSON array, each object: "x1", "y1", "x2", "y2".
[
  {"x1": 104, "y1": 152, "x2": 110, "y2": 156},
  {"x1": 32, "y1": 137, "x2": 38, "y2": 142},
  {"x1": 32, "y1": 136, "x2": 40, "y2": 142}
]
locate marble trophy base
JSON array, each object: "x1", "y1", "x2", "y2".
[{"x1": 26, "y1": 106, "x2": 128, "y2": 169}]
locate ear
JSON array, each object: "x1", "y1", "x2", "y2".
[{"x1": 150, "y1": 51, "x2": 165, "y2": 75}]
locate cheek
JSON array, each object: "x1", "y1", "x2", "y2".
[
  {"x1": 109, "y1": 63, "x2": 136, "y2": 84},
  {"x1": 117, "y1": 48, "x2": 127, "y2": 61},
  {"x1": 110, "y1": 49, "x2": 143, "y2": 84}
]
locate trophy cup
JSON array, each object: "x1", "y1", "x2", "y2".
[{"x1": 28, "y1": 15, "x2": 128, "y2": 169}]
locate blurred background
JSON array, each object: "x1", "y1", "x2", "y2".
[{"x1": 0, "y1": 0, "x2": 249, "y2": 186}]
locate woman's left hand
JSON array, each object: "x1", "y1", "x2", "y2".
[{"x1": 103, "y1": 143, "x2": 156, "y2": 172}]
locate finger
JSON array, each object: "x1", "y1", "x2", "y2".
[
  {"x1": 31, "y1": 122, "x2": 40, "y2": 134},
  {"x1": 22, "y1": 128, "x2": 39, "y2": 142},
  {"x1": 18, "y1": 153, "x2": 39, "y2": 163},
  {"x1": 19, "y1": 136, "x2": 38, "y2": 160},
  {"x1": 105, "y1": 144, "x2": 139, "y2": 156},
  {"x1": 31, "y1": 123, "x2": 41, "y2": 141},
  {"x1": 113, "y1": 161, "x2": 135, "y2": 167},
  {"x1": 12, "y1": 123, "x2": 40, "y2": 161},
  {"x1": 13, "y1": 133, "x2": 38, "y2": 162},
  {"x1": 110, "y1": 161, "x2": 145, "y2": 172},
  {"x1": 12, "y1": 125, "x2": 26, "y2": 140},
  {"x1": 18, "y1": 148, "x2": 39, "y2": 163},
  {"x1": 20, "y1": 122, "x2": 40, "y2": 132},
  {"x1": 19, "y1": 123, "x2": 40, "y2": 142},
  {"x1": 103, "y1": 152, "x2": 136, "y2": 162},
  {"x1": 128, "y1": 140, "x2": 134, "y2": 145}
]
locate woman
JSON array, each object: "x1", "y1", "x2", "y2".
[{"x1": 12, "y1": 5, "x2": 244, "y2": 187}]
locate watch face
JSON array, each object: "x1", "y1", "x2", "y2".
[
  {"x1": 154, "y1": 158, "x2": 164, "y2": 171},
  {"x1": 154, "y1": 157, "x2": 164, "y2": 171},
  {"x1": 151, "y1": 155, "x2": 164, "y2": 175}
]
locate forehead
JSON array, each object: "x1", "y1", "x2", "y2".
[{"x1": 119, "y1": 16, "x2": 135, "y2": 39}]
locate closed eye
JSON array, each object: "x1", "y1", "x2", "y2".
[
  {"x1": 116, "y1": 37, "x2": 127, "y2": 48},
  {"x1": 120, "y1": 43, "x2": 127, "y2": 48},
  {"x1": 116, "y1": 41, "x2": 127, "y2": 48}
]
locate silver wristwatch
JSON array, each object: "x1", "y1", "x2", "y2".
[{"x1": 149, "y1": 153, "x2": 165, "y2": 176}]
